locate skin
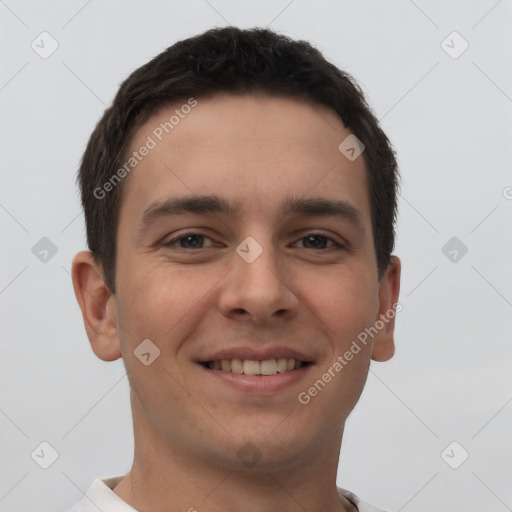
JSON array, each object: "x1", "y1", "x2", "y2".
[{"x1": 72, "y1": 93, "x2": 401, "y2": 512}]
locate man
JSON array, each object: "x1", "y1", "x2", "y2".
[{"x1": 70, "y1": 26, "x2": 401, "y2": 512}]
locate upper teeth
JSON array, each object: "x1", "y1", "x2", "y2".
[{"x1": 208, "y1": 358, "x2": 302, "y2": 375}]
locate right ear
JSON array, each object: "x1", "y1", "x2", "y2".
[{"x1": 71, "y1": 251, "x2": 122, "y2": 361}]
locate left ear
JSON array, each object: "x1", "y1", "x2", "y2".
[{"x1": 371, "y1": 256, "x2": 401, "y2": 362}]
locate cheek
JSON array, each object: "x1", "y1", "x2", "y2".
[
  {"x1": 116, "y1": 262, "x2": 220, "y2": 345},
  {"x1": 299, "y1": 273, "x2": 378, "y2": 428},
  {"x1": 313, "y1": 268, "x2": 379, "y2": 345}
]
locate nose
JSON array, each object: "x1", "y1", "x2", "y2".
[{"x1": 217, "y1": 236, "x2": 299, "y2": 325}]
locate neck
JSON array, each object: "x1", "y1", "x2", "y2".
[{"x1": 113, "y1": 397, "x2": 356, "y2": 512}]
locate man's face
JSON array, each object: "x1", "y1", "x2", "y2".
[{"x1": 109, "y1": 93, "x2": 397, "y2": 469}]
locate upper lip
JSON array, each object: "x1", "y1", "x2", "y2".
[{"x1": 196, "y1": 346, "x2": 313, "y2": 363}]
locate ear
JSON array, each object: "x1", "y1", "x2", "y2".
[
  {"x1": 71, "y1": 251, "x2": 122, "y2": 362},
  {"x1": 371, "y1": 256, "x2": 401, "y2": 362}
]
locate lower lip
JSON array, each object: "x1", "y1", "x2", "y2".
[{"x1": 198, "y1": 364, "x2": 312, "y2": 393}]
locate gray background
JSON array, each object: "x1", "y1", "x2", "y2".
[{"x1": 1, "y1": 1, "x2": 511, "y2": 511}]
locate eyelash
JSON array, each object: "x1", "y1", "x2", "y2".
[{"x1": 163, "y1": 232, "x2": 345, "y2": 251}]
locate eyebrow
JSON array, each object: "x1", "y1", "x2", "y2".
[{"x1": 138, "y1": 194, "x2": 366, "y2": 234}]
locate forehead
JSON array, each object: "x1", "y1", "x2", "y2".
[{"x1": 119, "y1": 93, "x2": 370, "y2": 227}]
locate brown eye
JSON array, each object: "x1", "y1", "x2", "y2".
[{"x1": 302, "y1": 235, "x2": 331, "y2": 249}]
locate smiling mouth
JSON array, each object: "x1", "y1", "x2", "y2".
[{"x1": 201, "y1": 358, "x2": 310, "y2": 376}]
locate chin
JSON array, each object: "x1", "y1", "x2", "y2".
[{"x1": 207, "y1": 420, "x2": 327, "y2": 472}]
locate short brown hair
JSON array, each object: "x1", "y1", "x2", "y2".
[{"x1": 77, "y1": 26, "x2": 399, "y2": 293}]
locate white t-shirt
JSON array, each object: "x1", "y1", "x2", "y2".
[{"x1": 64, "y1": 477, "x2": 388, "y2": 512}]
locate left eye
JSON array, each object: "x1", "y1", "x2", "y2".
[{"x1": 295, "y1": 234, "x2": 339, "y2": 250}]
